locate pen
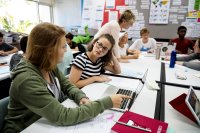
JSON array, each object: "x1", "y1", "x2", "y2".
[{"x1": 114, "y1": 120, "x2": 152, "y2": 132}]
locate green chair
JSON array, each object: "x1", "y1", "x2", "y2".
[{"x1": 0, "y1": 97, "x2": 9, "y2": 132}]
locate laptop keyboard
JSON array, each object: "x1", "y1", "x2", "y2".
[{"x1": 116, "y1": 89, "x2": 133, "y2": 109}]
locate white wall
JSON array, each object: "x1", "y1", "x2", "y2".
[{"x1": 53, "y1": 0, "x2": 82, "y2": 32}]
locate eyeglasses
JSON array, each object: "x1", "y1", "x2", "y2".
[{"x1": 96, "y1": 41, "x2": 109, "y2": 52}]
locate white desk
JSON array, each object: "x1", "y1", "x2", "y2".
[
  {"x1": 165, "y1": 63, "x2": 200, "y2": 87},
  {"x1": 165, "y1": 85, "x2": 200, "y2": 132},
  {"x1": 21, "y1": 76, "x2": 158, "y2": 133},
  {"x1": 0, "y1": 55, "x2": 11, "y2": 81},
  {"x1": 119, "y1": 54, "x2": 161, "y2": 81}
]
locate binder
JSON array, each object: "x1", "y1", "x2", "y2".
[
  {"x1": 111, "y1": 111, "x2": 168, "y2": 133},
  {"x1": 169, "y1": 93, "x2": 196, "y2": 123}
]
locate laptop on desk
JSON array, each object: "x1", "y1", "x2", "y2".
[{"x1": 101, "y1": 69, "x2": 148, "y2": 112}]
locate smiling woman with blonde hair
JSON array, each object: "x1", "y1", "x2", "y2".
[{"x1": 3, "y1": 23, "x2": 130, "y2": 133}]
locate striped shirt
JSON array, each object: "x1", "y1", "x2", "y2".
[{"x1": 72, "y1": 53, "x2": 103, "y2": 80}]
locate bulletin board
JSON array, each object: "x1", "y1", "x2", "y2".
[{"x1": 81, "y1": 0, "x2": 200, "y2": 40}]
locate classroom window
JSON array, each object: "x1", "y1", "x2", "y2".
[
  {"x1": 0, "y1": 0, "x2": 53, "y2": 33},
  {"x1": 39, "y1": 4, "x2": 51, "y2": 23}
]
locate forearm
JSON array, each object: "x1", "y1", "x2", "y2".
[
  {"x1": 183, "y1": 62, "x2": 200, "y2": 71},
  {"x1": 6, "y1": 47, "x2": 18, "y2": 54},
  {"x1": 73, "y1": 76, "x2": 99, "y2": 88},
  {"x1": 176, "y1": 54, "x2": 197, "y2": 61},
  {"x1": 121, "y1": 54, "x2": 139, "y2": 59}
]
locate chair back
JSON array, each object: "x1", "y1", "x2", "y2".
[{"x1": 0, "y1": 97, "x2": 9, "y2": 132}]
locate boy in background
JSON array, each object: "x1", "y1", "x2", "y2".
[
  {"x1": 128, "y1": 28, "x2": 156, "y2": 53},
  {"x1": 9, "y1": 36, "x2": 28, "y2": 70},
  {"x1": 171, "y1": 26, "x2": 194, "y2": 54},
  {"x1": 0, "y1": 32, "x2": 18, "y2": 56}
]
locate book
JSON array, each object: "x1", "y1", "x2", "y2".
[{"x1": 111, "y1": 111, "x2": 168, "y2": 133}]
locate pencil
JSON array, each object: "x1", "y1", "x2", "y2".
[{"x1": 114, "y1": 120, "x2": 152, "y2": 132}]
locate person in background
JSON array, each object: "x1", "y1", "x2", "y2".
[
  {"x1": 118, "y1": 32, "x2": 139, "y2": 61},
  {"x1": 94, "y1": 10, "x2": 135, "y2": 62},
  {"x1": 69, "y1": 34, "x2": 121, "y2": 88},
  {"x1": 171, "y1": 26, "x2": 194, "y2": 54},
  {"x1": 176, "y1": 38, "x2": 200, "y2": 71},
  {"x1": 128, "y1": 28, "x2": 156, "y2": 53},
  {"x1": 9, "y1": 36, "x2": 28, "y2": 71},
  {"x1": 0, "y1": 32, "x2": 18, "y2": 56},
  {"x1": 3, "y1": 23, "x2": 130, "y2": 132},
  {"x1": 65, "y1": 32, "x2": 79, "y2": 51}
]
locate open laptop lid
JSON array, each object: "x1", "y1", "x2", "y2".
[{"x1": 134, "y1": 69, "x2": 148, "y2": 99}]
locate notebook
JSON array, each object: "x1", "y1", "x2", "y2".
[{"x1": 101, "y1": 69, "x2": 148, "y2": 112}]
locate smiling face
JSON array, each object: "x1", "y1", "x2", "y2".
[
  {"x1": 119, "y1": 33, "x2": 128, "y2": 46},
  {"x1": 92, "y1": 37, "x2": 112, "y2": 58}
]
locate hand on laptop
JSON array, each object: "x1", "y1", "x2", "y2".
[{"x1": 110, "y1": 94, "x2": 131, "y2": 108}]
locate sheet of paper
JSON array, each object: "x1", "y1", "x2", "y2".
[
  {"x1": 50, "y1": 111, "x2": 119, "y2": 133},
  {"x1": 0, "y1": 66, "x2": 9, "y2": 74}
]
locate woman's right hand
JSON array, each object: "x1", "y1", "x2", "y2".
[
  {"x1": 110, "y1": 94, "x2": 131, "y2": 108},
  {"x1": 95, "y1": 75, "x2": 111, "y2": 82}
]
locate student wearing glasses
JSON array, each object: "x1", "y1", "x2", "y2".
[
  {"x1": 69, "y1": 34, "x2": 121, "y2": 88},
  {"x1": 3, "y1": 23, "x2": 130, "y2": 132},
  {"x1": 93, "y1": 10, "x2": 135, "y2": 62}
]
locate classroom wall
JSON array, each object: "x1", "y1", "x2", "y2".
[
  {"x1": 53, "y1": 0, "x2": 195, "y2": 40},
  {"x1": 136, "y1": 0, "x2": 188, "y2": 40},
  {"x1": 53, "y1": 0, "x2": 82, "y2": 32}
]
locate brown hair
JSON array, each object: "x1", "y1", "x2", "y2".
[
  {"x1": 118, "y1": 10, "x2": 135, "y2": 24},
  {"x1": 87, "y1": 34, "x2": 115, "y2": 66},
  {"x1": 26, "y1": 22, "x2": 66, "y2": 71},
  {"x1": 140, "y1": 28, "x2": 149, "y2": 36}
]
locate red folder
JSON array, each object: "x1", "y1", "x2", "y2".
[
  {"x1": 169, "y1": 93, "x2": 196, "y2": 123},
  {"x1": 111, "y1": 111, "x2": 168, "y2": 133}
]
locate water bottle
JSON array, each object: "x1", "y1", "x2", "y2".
[
  {"x1": 155, "y1": 46, "x2": 161, "y2": 60},
  {"x1": 169, "y1": 50, "x2": 176, "y2": 68}
]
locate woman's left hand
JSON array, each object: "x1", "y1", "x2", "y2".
[{"x1": 79, "y1": 97, "x2": 91, "y2": 105}]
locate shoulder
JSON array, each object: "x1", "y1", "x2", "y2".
[
  {"x1": 149, "y1": 38, "x2": 156, "y2": 43},
  {"x1": 134, "y1": 39, "x2": 142, "y2": 44},
  {"x1": 11, "y1": 53, "x2": 23, "y2": 60},
  {"x1": 72, "y1": 53, "x2": 87, "y2": 69},
  {"x1": 106, "y1": 21, "x2": 120, "y2": 29}
]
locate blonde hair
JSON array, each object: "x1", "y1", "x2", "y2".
[
  {"x1": 140, "y1": 28, "x2": 149, "y2": 36},
  {"x1": 26, "y1": 22, "x2": 66, "y2": 71},
  {"x1": 118, "y1": 10, "x2": 135, "y2": 24}
]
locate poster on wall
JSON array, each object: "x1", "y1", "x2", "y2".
[
  {"x1": 149, "y1": 0, "x2": 171, "y2": 24},
  {"x1": 81, "y1": 0, "x2": 105, "y2": 29}
]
